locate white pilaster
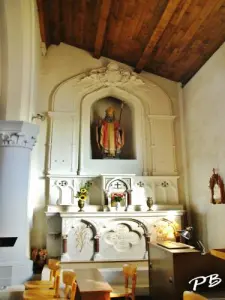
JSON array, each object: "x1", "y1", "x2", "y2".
[{"x1": 0, "y1": 121, "x2": 39, "y2": 286}]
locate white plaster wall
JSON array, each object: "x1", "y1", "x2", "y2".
[
  {"x1": 30, "y1": 43, "x2": 184, "y2": 247},
  {"x1": 0, "y1": 0, "x2": 8, "y2": 119},
  {"x1": 183, "y1": 42, "x2": 225, "y2": 249},
  {"x1": 0, "y1": 0, "x2": 39, "y2": 121}
]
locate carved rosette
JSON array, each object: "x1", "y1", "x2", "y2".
[{"x1": 0, "y1": 132, "x2": 37, "y2": 150}]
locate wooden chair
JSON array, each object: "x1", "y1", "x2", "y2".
[
  {"x1": 24, "y1": 259, "x2": 60, "y2": 290},
  {"x1": 183, "y1": 291, "x2": 208, "y2": 300},
  {"x1": 23, "y1": 270, "x2": 77, "y2": 299},
  {"x1": 110, "y1": 264, "x2": 137, "y2": 300}
]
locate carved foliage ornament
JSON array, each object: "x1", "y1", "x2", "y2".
[
  {"x1": 70, "y1": 223, "x2": 92, "y2": 252},
  {"x1": 73, "y1": 63, "x2": 145, "y2": 88},
  {"x1": 0, "y1": 132, "x2": 36, "y2": 149},
  {"x1": 209, "y1": 168, "x2": 225, "y2": 204}
]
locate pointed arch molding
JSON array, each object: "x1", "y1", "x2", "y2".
[{"x1": 47, "y1": 62, "x2": 177, "y2": 176}]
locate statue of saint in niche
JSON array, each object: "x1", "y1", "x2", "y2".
[{"x1": 96, "y1": 106, "x2": 124, "y2": 159}]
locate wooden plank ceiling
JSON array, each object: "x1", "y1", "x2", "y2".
[{"x1": 37, "y1": 0, "x2": 225, "y2": 84}]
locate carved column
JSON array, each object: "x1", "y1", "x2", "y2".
[
  {"x1": 94, "y1": 234, "x2": 100, "y2": 253},
  {"x1": 103, "y1": 190, "x2": 110, "y2": 211},
  {"x1": 62, "y1": 235, "x2": 68, "y2": 254},
  {"x1": 145, "y1": 234, "x2": 151, "y2": 260},
  {"x1": 104, "y1": 190, "x2": 108, "y2": 206},
  {"x1": 126, "y1": 190, "x2": 132, "y2": 211},
  {"x1": 127, "y1": 190, "x2": 132, "y2": 205},
  {"x1": 61, "y1": 234, "x2": 69, "y2": 262},
  {"x1": 0, "y1": 121, "x2": 39, "y2": 285},
  {"x1": 61, "y1": 218, "x2": 71, "y2": 261}
]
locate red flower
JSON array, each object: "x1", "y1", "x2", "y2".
[{"x1": 111, "y1": 192, "x2": 125, "y2": 202}]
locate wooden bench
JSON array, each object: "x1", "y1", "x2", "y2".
[{"x1": 75, "y1": 268, "x2": 112, "y2": 300}]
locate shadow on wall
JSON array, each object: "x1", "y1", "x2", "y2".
[
  {"x1": 190, "y1": 210, "x2": 208, "y2": 251},
  {"x1": 30, "y1": 207, "x2": 47, "y2": 249}
]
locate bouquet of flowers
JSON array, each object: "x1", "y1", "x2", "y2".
[
  {"x1": 31, "y1": 248, "x2": 48, "y2": 274},
  {"x1": 111, "y1": 192, "x2": 125, "y2": 202},
  {"x1": 75, "y1": 181, "x2": 92, "y2": 201}
]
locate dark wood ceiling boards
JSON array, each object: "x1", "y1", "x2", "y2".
[{"x1": 37, "y1": 0, "x2": 225, "y2": 84}]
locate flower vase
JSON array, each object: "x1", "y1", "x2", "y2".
[
  {"x1": 116, "y1": 202, "x2": 120, "y2": 211},
  {"x1": 78, "y1": 199, "x2": 85, "y2": 212}
]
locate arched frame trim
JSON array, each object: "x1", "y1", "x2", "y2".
[{"x1": 47, "y1": 63, "x2": 176, "y2": 176}]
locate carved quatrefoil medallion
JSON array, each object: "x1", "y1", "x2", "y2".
[{"x1": 103, "y1": 223, "x2": 141, "y2": 252}]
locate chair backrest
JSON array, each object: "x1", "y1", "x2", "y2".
[
  {"x1": 48, "y1": 259, "x2": 60, "y2": 270},
  {"x1": 48, "y1": 259, "x2": 60, "y2": 281},
  {"x1": 63, "y1": 271, "x2": 77, "y2": 299},
  {"x1": 183, "y1": 291, "x2": 208, "y2": 300},
  {"x1": 123, "y1": 264, "x2": 137, "y2": 295}
]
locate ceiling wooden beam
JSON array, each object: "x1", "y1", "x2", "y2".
[
  {"x1": 94, "y1": 0, "x2": 112, "y2": 58},
  {"x1": 36, "y1": 0, "x2": 49, "y2": 47},
  {"x1": 135, "y1": 0, "x2": 182, "y2": 73},
  {"x1": 167, "y1": 0, "x2": 223, "y2": 65}
]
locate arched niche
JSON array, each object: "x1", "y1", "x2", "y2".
[
  {"x1": 90, "y1": 97, "x2": 135, "y2": 160},
  {"x1": 80, "y1": 87, "x2": 145, "y2": 175}
]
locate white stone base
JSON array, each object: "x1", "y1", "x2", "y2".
[
  {"x1": 61, "y1": 253, "x2": 70, "y2": 262},
  {"x1": 0, "y1": 259, "x2": 33, "y2": 287}
]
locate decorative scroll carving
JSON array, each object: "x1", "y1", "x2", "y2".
[
  {"x1": 73, "y1": 63, "x2": 145, "y2": 88},
  {"x1": 103, "y1": 223, "x2": 141, "y2": 252},
  {"x1": 0, "y1": 133, "x2": 37, "y2": 150}
]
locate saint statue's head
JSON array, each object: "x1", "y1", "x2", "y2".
[
  {"x1": 105, "y1": 106, "x2": 115, "y2": 117},
  {"x1": 105, "y1": 106, "x2": 116, "y2": 122}
]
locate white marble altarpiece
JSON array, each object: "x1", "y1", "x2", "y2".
[{"x1": 45, "y1": 63, "x2": 184, "y2": 262}]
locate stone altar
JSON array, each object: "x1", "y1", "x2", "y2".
[{"x1": 44, "y1": 62, "x2": 184, "y2": 263}]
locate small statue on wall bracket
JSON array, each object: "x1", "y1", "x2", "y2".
[
  {"x1": 209, "y1": 168, "x2": 225, "y2": 204},
  {"x1": 96, "y1": 104, "x2": 125, "y2": 159}
]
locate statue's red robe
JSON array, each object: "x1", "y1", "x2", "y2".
[{"x1": 99, "y1": 120, "x2": 124, "y2": 157}]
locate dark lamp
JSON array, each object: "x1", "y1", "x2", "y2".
[
  {"x1": 177, "y1": 226, "x2": 206, "y2": 255},
  {"x1": 177, "y1": 226, "x2": 193, "y2": 240}
]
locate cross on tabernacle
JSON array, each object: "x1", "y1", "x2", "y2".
[{"x1": 114, "y1": 182, "x2": 122, "y2": 189}]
